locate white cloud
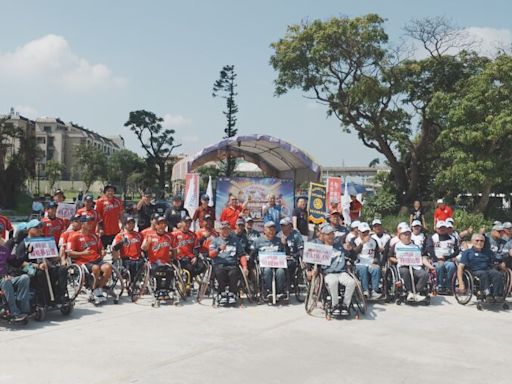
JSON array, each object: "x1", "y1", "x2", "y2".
[
  {"x1": 162, "y1": 113, "x2": 192, "y2": 128},
  {"x1": 0, "y1": 34, "x2": 125, "y2": 91},
  {"x1": 464, "y1": 27, "x2": 512, "y2": 57},
  {"x1": 14, "y1": 105, "x2": 38, "y2": 119}
]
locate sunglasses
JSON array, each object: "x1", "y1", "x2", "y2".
[{"x1": 474, "y1": 239, "x2": 485, "y2": 243}]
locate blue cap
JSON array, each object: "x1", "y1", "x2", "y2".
[
  {"x1": 48, "y1": 201, "x2": 58, "y2": 208},
  {"x1": 16, "y1": 222, "x2": 28, "y2": 232},
  {"x1": 27, "y1": 219, "x2": 42, "y2": 229}
]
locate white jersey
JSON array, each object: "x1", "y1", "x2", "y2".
[
  {"x1": 431, "y1": 233, "x2": 456, "y2": 259},
  {"x1": 353, "y1": 237, "x2": 378, "y2": 266},
  {"x1": 372, "y1": 233, "x2": 391, "y2": 250},
  {"x1": 411, "y1": 232, "x2": 425, "y2": 249}
]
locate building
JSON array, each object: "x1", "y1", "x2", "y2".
[{"x1": 0, "y1": 107, "x2": 36, "y2": 170}]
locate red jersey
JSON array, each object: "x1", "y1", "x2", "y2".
[
  {"x1": 141, "y1": 227, "x2": 156, "y2": 240},
  {"x1": 42, "y1": 216, "x2": 66, "y2": 245},
  {"x1": 434, "y1": 206, "x2": 453, "y2": 224},
  {"x1": 220, "y1": 205, "x2": 243, "y2": 229},
  {"x1": 68, "y1": 231, "x2": 103, "y2": 264},
  {"x1": 349, "y1": 200, "x2": 362, "y2": 221},
  {"x1": 76, "y1": 207, "x2": 99, "y2": 227},
  {"x1": 113, "y1": 230, "x2": 143, "y2": 260},
  {"x1": 192, "y1": 205, "x2": 216, "y2": 228},
  {"x1": 172, "y1": 230, "x2": 198, "y2": 259},
  {"x1": 59, "y1": 229, "x2": 79, "y2": 249},
  {"x1": 0, "y1": 215, "x2": 13, "y2": 239},
  {"x1": 145, "y1": 232, "x2": 173, "y2": 264},
  {"x1": 95, "y1": 196, "x2": 123, "y2": 236}
]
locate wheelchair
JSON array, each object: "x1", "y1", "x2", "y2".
[
  {"x1": 305, "y1": 264, "x2": 367, "y2": 320},
  {"x1": 452, "y1": 266, "x2": 511, "y2": 311},
  {"x1": 0, "y1": 288, "x2": 29, "y2": 325},
  {"x1": 383, "y1": 264, "x2": 434, "y2": 306},
  {"x1": 73, "y1": 260, "x2": 125, "y2": 305},
  {"x1": 289, "y1": 259, "x2": 307, "y2": 303}
]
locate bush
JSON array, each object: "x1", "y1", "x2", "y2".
[
  {"x1": 361, "y1": 188, "x2": 398, "y2": 221},
  {"x1": 453, "y1": 210, "x2": 491, "y2": 234}
]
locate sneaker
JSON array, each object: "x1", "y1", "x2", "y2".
[
  {"x1": 486, "y1": 294, "x2": 496, "y2": 303},
  {"x1": 93, "y1": 288, "x2": 101, "y2": 296},
  {"x1": 100, "y1": 289, "x2": 108, "y2": 298},
  {"x1": 363, "y1": 291, "x2": 369, "y2": 298},
  {"x1": 495, "y1": 296, "x2": 505, "y2": 303},
  {"x1": 13, "y1": 314, "x2": 28, "y2": 323},
  {"x1": 407, "y1": 292, "x2": 415, "y2": 302},
  {"x1": 219, "y1": 295, "x2": 228, "y2": 305},
  {"x1": 228, "y1": 295, "x2": 237, "y2": 305},
  {"x1": 332, "y1": 305, "x2": 341, "y2": 317},
  {"x1": 414, "y1": 294, "x2": 426, "y2": 302},
  {"x1": 370, "y1": 291, "x2": 382, "y2": 300},
  {"x1": 340, "y1": 305, "x2": 349, "y2": 316},
  {"x1": 94, "y1": 296, "x2": 103, "y2": 305}
]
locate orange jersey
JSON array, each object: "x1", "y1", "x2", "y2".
[
  {"x1": 59, "y1": 229, "x2": 79, "y2": 249},
  {"x1": 172, "y1": 230, "x2": 198, "y2": 259},
  {"x1": 76, "y1": 207, "x2": 99, "y2": 227},
  {"x1": 68, "y1": 231, "x2": 103, "y2": 264},
  {"x1": 95, "y1": 196, "x2": 123, "y2": 236},
  {"x1": 42, "y1": 216, "x2": 66, "y2": 245},
  {"x1": 220, "y1": 205, "x2": 243, "y2": 229},
  {"x1": 141, "y1": 227, "x2": 156, "y2": 240},
  {"x1": 145, "y1": 232, "x2": 173, "y2": 264},
  {"x1": 196, "y1": 228, "x2": 218, "y2": 255},
  {"x1": 113, "y1": 230, "x2": 143, "y2": 260}
]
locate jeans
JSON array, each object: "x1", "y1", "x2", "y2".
[
  {"x1": 473, "y1": 269, "x2": 504, "y2": 296},
  {"x1": 213, "y1": 264, "x2": 240, "y2": 295},
  {"x1": 400, "y1": 267, "x2": 428, "y2": 294},
  {"x1": 356, "y1": 264, "x2": 381, "y2": 293},
  {"x1": 435, "y1": 260, "x2": 456, "y2": 290},
  {"x1": 324, "y1": 272, "x2": 356, "y2": 307},
  {"x1": 0, "y1": 275, "x2": 31, "y2": 315},
  {"x1": 262, "y1": 267, "x2": 287, "y2": 295}
]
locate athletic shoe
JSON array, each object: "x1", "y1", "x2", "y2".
[
  {"x1": 486, "y1": 294, "x2": 496, "y2": 303},
  {"x1": 363, "y1": 291, "x2": 369, "y2": 298},
  {"x1": 13, "y1": 314, "x2": 28, "y2": 323},
  {"x1": 340, "y1": 305, "x2": 349, "y2": 316},
  {"x1": 414, "y1": 294, "x2": 426, "y2": 302},
  {"x1": 407, "y1": 292, "x2": 415, "y2": 301},
  {"x1": 332, "y1": 305, "x2": 341, "y2": 317},
  {"x1": 228, "y1": 294, "x2": 237, "y2": 305},
  {"x1": 370, "y1": 292, "x2": 382, "y2": 300},
  {"x1": 219, "y1": 296, "x2": 228, "y2": 305}
]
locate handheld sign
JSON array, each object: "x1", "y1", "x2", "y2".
[
  {"x1": 395, "y1": 244, "x2": 422, "y2": 266},
  {"x1": 303, "y1": 242, "x2": 332, "y2": 266},
  {"x1": 56, "y1": 203, "x2": 76, "y2": 220},
  {"x1": 259, "y1": 252, "x2": 287, "y2": 269},
  {"x1": 25, "y1": 237, "x2": 59, "y2": 259}
]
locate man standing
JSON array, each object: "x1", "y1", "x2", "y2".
[
  {"x1": 41, "y1": 201, "x2": 66, "y2": 246},
  {"x1": 192, "y1": 194, "x2": 215, "y2": 229},
  {"x1": 262, "y1": 194, "x2": 283, "y2": 233},
  {"x1": 136, "y1": 190, "x2": 155, "y2": 232},
  {"x1": 292, "y1": 197, "x2": 309, "y2": 237},
  {"x1": 95, "y1": 185, "x2": 123, "y2": 247},
  {"x1": 164, "y1": 195, "x2": 190, "y2": 232},
  {"x1": 220, "y1": 195, "x2": 245, "y2": 230},
  {"x1": 349, "y1": 195, "x2": 362, "y2": 221},
  {"x1": 433, "y1": 199, "x2": 453, "y2": 227}
]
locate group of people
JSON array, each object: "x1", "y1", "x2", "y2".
[{"x1": 1, "y1": 190, "x2": 511, "y2": 324}]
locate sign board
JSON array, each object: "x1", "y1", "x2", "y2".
[
  {"x1": 395, "y1": 244, "x2": 423, "y2": 266},
  {"x1": 307, "y1": 183, "x2": 327, "y2": 225},
  {"x1": 303, "y1": 242, "x2": 332, "y2": 266},
  {"x1": 259, "y1": 252, "x2": 287, "y2": 269},
  {"x1": 25, "y1": 237, "x2": 59, "y2": 259},
  {"x1": 56, "y1": 203, "x2": 76, "y2": 220},
  {"x1": 326, "y1": 177, "x2": 342, "y2": 212}
]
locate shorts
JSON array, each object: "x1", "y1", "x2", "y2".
[{"x1": 85, "y1": 259, "x2": 106, "y2": 273}]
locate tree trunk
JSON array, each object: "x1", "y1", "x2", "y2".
[
  {"x1": 476, "y1": 181, "x2": 493, "y2": 214},
  {"x1": 157, "y1": 161, "x2": 166, "y2": 199}
]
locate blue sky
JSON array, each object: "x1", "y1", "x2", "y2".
[{"x1": 1, "y1": 0, "x2": 511, "y2": 166}]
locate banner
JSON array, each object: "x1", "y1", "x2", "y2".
[
  {"x1": 56, "y1": 203, "x2": 76, "y2": 220},
  {"x1": 184, "y1": 173, "x2": 200, "y2": 218},
  {"x1": 25, "y1": 237, "x2": 59, "y2": 259},
  {"x1": 395, "y1": 244, "x2": 423, "y2": 266},
  {"x1": 206, "y1": 175, "x2": 214, "y2": 207},
  {"x1": 307, "y1": 182, "x2": 326, "y2": 225},
  {"x1": 215, "y1": 177, "x2": 294, "y2": 231},
  {"x1": 303, "y1": 242, "x2": 333, "y2": 266},
  {"x1": 342, "y1": 178, "x2": 351, "y2": 225},
  {"x1": 326, "y1": 177, "x2": 342, "y2": 212},
  {"x1": 259, "y1": 252, "x2": 288, "y2": 268}
]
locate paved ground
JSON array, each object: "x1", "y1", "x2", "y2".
[{"x1": 1, "y1": 294, "x2": 510, "y2": 384}]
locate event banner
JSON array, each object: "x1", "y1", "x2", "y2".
[
  {"x1": 303, "y1": 242, "x2": 332, "y2": 266},
  {"x1": 395, "y1": 244, "x2": 423, "y2": 266},
  {"x1": 259, "y1": 252, "x2": 288, "y2": 268},
  {"x1": 326, "y1": 177, "x2": 342, "y2": 212},
  {"x1": 184, "y1": 173, "x2": 200, "y2": 220},
  {"x1": 56, "y1": 203, "x2": 76, "y2": 220},
  {"x1": 25, "y1": 237, "x2": 59, "y2": 259},
  {"x1": 215, "y1": 177, "x2": 294, "y2": 230},
  {"x1": 307, "y1": 182, "x2": 326, "y2": 225}
]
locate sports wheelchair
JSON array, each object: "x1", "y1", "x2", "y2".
[{"x1": 383, "y1": 263, "x2": 435, "y2": 306}]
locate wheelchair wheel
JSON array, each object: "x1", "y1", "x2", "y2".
[
  {"x1": 294, "y1": 267, "x2": 308, "y2": 303},
  {"x1": 106, "y1": 264, "x2": 125, "y2": 304},
  {"x1": 66, "y1": 264, "x2": 84, "y2": 301},
  {"x1": 34, "y1": 305, "x2": 47, "y2": 322},
  {"x1": 351, "y1": 273, "x2": 367, "y2": 315},
  {"x1": 502, "y1": 268, "x2": 512, "y2": 301},
  {"x1": 197, "y1": 265, "x2": 214, "y2": 305},
  {"x1": 305, "y1": 272, "x2": 323, "y2": 315},
  {"x1": 453, "y1": 269, "x2": 473, "y2": 305},
  {"x1": 384, "y1": 266, "x2": 399, "y2": 303},
  {"x1": 131, "y1": 263, "x2": 150, "y2": 303},
  {"x1": 239, "y1": 266, "x2": 257, "y2": 303},
  {"x1": 60, "y1": 301, "x2": 74, "y2": 316},
  {"x1": 174, "y1": 265, "x2": 189, "y2": 301}
]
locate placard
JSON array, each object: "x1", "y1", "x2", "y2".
[
  {"x1": 56, "y1": 203, "x2": 76, "y2": 220},
  {"x1": 396, "y1": 245, "x2": 423, "y2": 266},
  {"x1": 25, "y1": 237, "x2": 59, "y2": 259},
  {"x1": 303, "y1": 242, "x2": 333, "y2": 266},
  {"x1": 259, "y1": 252, "x2": 287, "y2": 268}
]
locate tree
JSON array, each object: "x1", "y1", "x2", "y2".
[
  {"x1": 124, "y1": 110, "x2": 181, "y2": 197},
  {"x1": 74, "y1": 144, "x2": 108, "y2": 193},
  {"x1": 432, "y1": 54, "x2": 512, "y2": 213},
  {"x1": 270, "y1": 14, "x2": 487, "y2": 205},
  {"x1": 107, "y1": 149, "x2": 145, "y2": 199},
  {"x1": 45, "y1": 160, "x2": 64, "y2": 192},
  {"x1": 213, "y1": 65, "x2": 239, "y2": 177}
]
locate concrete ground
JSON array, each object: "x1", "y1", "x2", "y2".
[{"x1": 1, "y1": 294, "x2": 510, "y2": 384}]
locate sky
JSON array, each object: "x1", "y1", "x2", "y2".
[{"x1": 1, "y1": 0, "x2": 511, "y2": 167}]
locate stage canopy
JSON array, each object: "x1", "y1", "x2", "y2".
[{"x1": 172, "y1": 134, "x2": 321, "y2": 185}]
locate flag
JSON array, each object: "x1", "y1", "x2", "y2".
[
  {"x1": 342, "y1": 177, "x2": 351, "y2": 225},
  {"x1": 206, "y1": 175, "x2": 214, "y2": 207},
  {"x1": 184, "y1": 173, "x2": 199, "y2": 217}
]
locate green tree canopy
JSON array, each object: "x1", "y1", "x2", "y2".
[
  {"x1": 107, "y1": 149, "x2": 145, "y2": 198},
  {"x1": 74, "y1": 144, "x2": 108, "y2": 193},
  {"x1": 45, "y1": 160, "x2": 65, "y2": 192}
]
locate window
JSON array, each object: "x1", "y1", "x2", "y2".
[
  {"x1": 36, "y1": 137, "x2": 46, "y2": 144},
  {"x1": 43, "y1": 126, "x2": 51, "y2": 133}
]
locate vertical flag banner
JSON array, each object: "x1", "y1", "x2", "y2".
[
  {"x1": 307, "y1": 182, "x2": 327, "y2": 225},
  {"x1": 184, "y1": 173, "x2": 199, "y2": 218},
  {"x1": 206, "y1": 175, "x2": 214, "y2": 207},
  {"x1": 326, "y1": 177, "x2": 342, "y2": 212},
  {"x1": 342, "y1": 177, "x2": 351, "y2": 225}
]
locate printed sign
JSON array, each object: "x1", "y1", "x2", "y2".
[
  {"x1": 326, "y1": 177, "x2": 342, "y2": 212},
  {"x1": 25, "y1": 237, "x2": 59, "y2": 259},
  {"x1": 56, "y1": 203, "x2": 76, "y2": 220},
  {"x1": 303, "y1": 242, "x2": 332, "y2": 266},
  {"x1": 307, "y1": 182, "x2": 326, "y2": 225},
  {"x1": 395, "y1": 245, "x2": 423, "y2": 266},
  {"x1": 259, "y1": 252, "x2": 287, "y2": 269}
]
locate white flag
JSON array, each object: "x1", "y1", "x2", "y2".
[
  {"x1": 206, "y1": 175, "x2": 214, "y2": 207},
  {"x1": 342, "y1": 178, "x2": 351, "y2": 226}
]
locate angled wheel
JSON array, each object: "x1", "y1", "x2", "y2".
[
  {"x1": 106, "y1": 264, "x2": 125, "y2": 303},
  {"x1": 305, "y1": 272, "x2": 323, "y2": 315},
  {"x1": 384, "y1": 266, "x2": 398, "y2": 303},
  {"x1": 453, "y1": 269, "x2": 473, "y2": 305},
  {"x1": 131, "y1": 262, "x2": 150, "y2": 303},
  {"x1": 294, "y1": 266, "x2": 308, "y2": 303},
  {"x1": 351, "y1": 272, "x2": 367, "y2": 315}
]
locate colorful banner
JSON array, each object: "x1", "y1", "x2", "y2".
[
  {"x1": 303, "y1": 242, "x2": 333, "y2": 266},
  {"x1": 396, "y1": 244, "x2": 423, "y2": 266},
  {"x1": 184, "y1": 173, "x2": 200, "y2": 219},
  {"x1": 56, "y1": 203, "x2": 76, "y2": 220},
  {"x1": 326, "y1": 177, "x2": 342, "y2": 212},
  {"x1": 25, "y1": 237, "x2": 59, "y2": 259},
  {"x1": 215, "y1": 177, "x2": 295, "y2": 231},
  {"x1": 307, "y1": 182, "x2": 326, "y2": 225},
  {"x1": 259, "y1": 252, "x2": 288, "y2": 268}
]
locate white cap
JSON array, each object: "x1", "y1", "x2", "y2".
[
  {"x1": 372, "y1": 219, "x2": 382, "y2": 226},
  {"x1": 279, "y1": 217, "x2": 292, "y2": 226},
  {"x1": 436, "y1": 199, "x2": 444, "y2": 204},
  {"x1": 493, "y1": 221, "x2": 502, "y2": 226},
  {"x1": 445, "y1": 217, "x2": 454, "y2": 224},
  {"x1": 446, "y1": 222, "x2": 453, "y2": 228},
  {"x1": 411, "y1": 220, "x2": 422, "y2": 227},
  {"x1": 350, "y1": 220, "x2": 361, "y2": 229},
  {"x1": 358, "y1": 222, "x2": 371, "y2": 232},
  {"x1": 492, "y1": 224, "x2": 504, "y2": 231},
  {"x1": 397, "y1": 222, "x2": 410, "y2": 234},
  {"x1": 436, "y1": 220, "x2": 447, "y2": 229},
  {"x1": 503, "y1": 222, "x2": 512, "y2": 229},
  {"x1": 320, "y1": 225, "x2": 335, "y2": 234}
]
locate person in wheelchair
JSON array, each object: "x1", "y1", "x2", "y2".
[
  {"x1": 112, "y1": 216, "x2": 143, "y2": 281},
  {"x1": 278, "y1": 217, "x2": 304, "y2": 289},
  {"x1": 173, "y1": 216, "x2": 205, "y2": 283},
  {"x1": 252, "y1": 221, "x2": 286, "y2": 302},
  {"x1": 141, "y1": 216, "x2": 175, "y2": 300},
  {"x1": 457, "y1": 234, "x2": 505, "y2": 303},
  {"x1": 321, "y1": 225, "x2": 356, "y2": 317},
  {"x1": 196, "y1": 214, "x2": 218, "y2": 257},
  {"x1": 388, "y1": 224, "x2": 436, "y2": 303},
  {"x1": 208, "y1": 221, "x2": 248, "y2": 305},
  {"x1": 67, "y1": 216, "x2": 111, "y2": 305},
  {"x1": 59, "y1": 215, "x2": 82, "y2": 264}
]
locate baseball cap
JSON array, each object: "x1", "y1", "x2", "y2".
[
  {"x1": 371, "y1": 219, "x2": 382, "y2": 226},
  {"x1": 70, "y1": 215, "x2": 81, "y2": 222},
  {"x1": 320, "y1": 225, "x2": 335, "y2": 234},
  {"x1": 398, "y1": 225, "x2": 412, "y2": 234},
  {"x1": 350, "y1": 220, "x2": 361, "y2": 229},
  {"x1": 503, "y1": 222, "x2": 512, "y2": 229},
  {"x1": 493, "y1": 221, "x2": 503, "y2": 226},
  {"x1": 411, "y1": 220, "x2": 422, "y2": 227},
  {"x1": 436, "y1": 220, "x2": 447, "y2": 229},
  {"x1": 27, "y1": 219, "x2": 42, "y2": 229},
  {"x1": 245, "y1": 216, "x2": 254, "y2": 223},
  {"x1": 330, "y1": 210, "x2": 340, "y2": 216},
  {"x1": 358, "y1": 222, "x2": 371, "y2": 232},
  {"x1": 53, "y1": 189, "x2": 64, "y2": 196},
  {"x1": 492, "y1": 224, "x2": 504, "y2": 231},
  {"x1": 172, "y1": 195, "x2": 183, "y2": 201},
  {"x1": 80, "y1": 215, "x2": 95, "y2": 223},
  {"x1": 279, "y1": 217, "x2": 292, "y2": 226},
  {"x1": 125, "y1": 216, "x2": 136, "y2": 223},
  {"x1": 16, "y1": 222, "x2": 27, "y2": 232},
  {"x1": 446, "y1": 222, "x2": 454, "y2": 228},
  {"x1": 200, "y1": 194, "x2": 210, "y2": 201},
  {"x1": 436, "y1": 198, "x2": 444, "y2": 204},
  {"x1": 446, "y1": 217, "x2": 454, "y2": 224},
  {"x1": 157, "y1": 216, "x2": 167, "y2": 223},
  {"x1": 236, "y1": 218, "x2": 245, "y2": 225},
  {"x1": 84, "y1": 194, "x2": 94, "y2": 201},
  {"x1": 181, "y1": 216, "x2": 192, "y2": 222},
  {"x1": 220, "y1": 221, "x2": 231, "y2": 229},
  {"x1": 47, "y1": 201, "x2": 58, "y2": 209},
  {"x1": 264, "y1": 221, "x2": 276, "y2": 228},
  {"x1": 151, "y1": 213, "x2": 161, "y2": 220}
]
